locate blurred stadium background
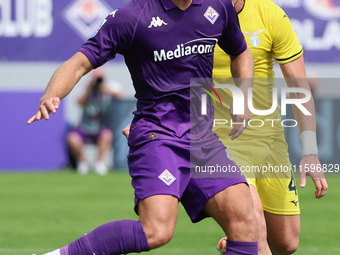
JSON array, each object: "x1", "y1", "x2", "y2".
[{"x1": 0, "y1": 0, "x2": 340, "y2": 254}]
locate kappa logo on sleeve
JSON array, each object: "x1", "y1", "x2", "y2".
[
  {"x1": 204, "y1": 6, "x2": 219, "y2": 24},
  {"x1": 158, "y1": 169, "x2": 176, "y2": 186}
]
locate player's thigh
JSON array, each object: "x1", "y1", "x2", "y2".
[
  {"x1": 128, "y1": 140, "x2": 190, "y2": 205},
  {"x1": 264, "y1": 212, "x2": 300, "y2": 252},
  {"x1": 203, "y1": 183, "x2": 257, "y2": 241},
  {"x1": 138, "y1": 195, "x2": 179, "y2": 240},
  {"x1": 128, "y1": 140, "x2": 188, "y2": 236},
  {"x1": 183, "y1": 144, "x2": 248, "y2": 223}
]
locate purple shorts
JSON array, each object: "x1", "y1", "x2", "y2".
[
  {"x1": 71, "y1": 127, "x2": 111, "y2": 144},
  {"x1": 128, "y1": 139, "x2": 246, "y2": 223}
]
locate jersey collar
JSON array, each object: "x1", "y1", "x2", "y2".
[{"x1": 160, "y1": 0, "x2": 203, "y2": 11}]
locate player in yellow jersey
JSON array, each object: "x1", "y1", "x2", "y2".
[{"x1": 213, "y1": 0, "x2": 328, "y2": 254}]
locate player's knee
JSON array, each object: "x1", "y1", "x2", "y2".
[
  {"x1": 226, "y1": 201, "x2": 258, "y2": 240},
  {"x1": 145, "y1": 228, "x2": 174, "y2": 248},
  {"x1": 271, "y1": 239, "x2": 299, "y2": 254},
  {"x1": 141, "y1": 220, "x2": 175, "y2": 249},
  {"x1": 257, "y1": 220, "x2": 267, "y2": 243},
  {"x1": 272, "y1": 245, "x2": 298, "y2": 255},
  {"x1": 229, "y1": 207, "x2": 258, "y2": 241},
  {"x1": 245, "y1": 211, "x2": 258, "y2": 235},
  {"x1": 254, "y1": 212, "x2": 267, "y2": 242},
  {"x1": 155, "y1": 230, "x2": 173, "y2": 247}
]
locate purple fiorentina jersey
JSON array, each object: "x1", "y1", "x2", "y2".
[{"x1": 79, "y1": 0, "x2": 246, "y2": 147}]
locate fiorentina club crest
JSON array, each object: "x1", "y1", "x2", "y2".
[
  {"x1": 158, "y1": 169, "x2": 176, "y2": 186},
  {"x1": 63, "y1": 0, "x2": 112, "y2": 40},
  {"x1": 204, "y1": 6, "x2": 219, "y2": 24}
]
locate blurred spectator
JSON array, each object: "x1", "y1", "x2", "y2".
[{"x1": 67, "y1": 67, "x2": 123, "y2": 175}]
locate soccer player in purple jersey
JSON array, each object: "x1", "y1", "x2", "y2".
[{"x1": 27, "y1": 0, "x2": 258, "y2": 254}]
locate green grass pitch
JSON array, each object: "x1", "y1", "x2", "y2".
[{"x1": 0, "y1": 171, "x2": 339, "y2": 255}]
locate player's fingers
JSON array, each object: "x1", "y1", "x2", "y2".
[
  {"x1": 41, "y1": 99, "x2": 58, "y2": 119},
  {"x1": 46, "y1": 99, "x2": 58, "y2": 114},
  {"x1": 27, "y1": 115, "x2": 37, "y2": 125},
  {"x1": 35, "y1": 110, "x2": 42, "y2": 121},
  {"x1": 52, "y1": 97, "x2": 60, "y2": 109},
  {"x1": 229, "y1": 125, "x2": 244, "y2": 140},
  {"x1": 299, "y1": 167, "x2": 306, "y2": 188},
  {"x1": 299, "y1": 177, "x2": 306, "y2": 188},
  {"x1": 316, "y1": 178, "x2": 328, "y2": 198},
  {"x1": 39, "y1": 105, "x2": 50, "y2": 120},
  {"x1": 313, "y1": 178, "x2": 323, "y2": 199},
  {"x1": 228, "y1": 126, "x2": 237, "y2": 138}
]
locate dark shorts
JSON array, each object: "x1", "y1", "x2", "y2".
[{"x1": 128, "y1": 139, "x2": 246, "y2": 223}]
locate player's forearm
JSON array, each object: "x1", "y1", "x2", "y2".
[
  {"x1": 291, "y1": 89, "x2": 316, "y2": 132},
  {"x1": 43, "y1": 52, "x2": 93, "y2": 102},
  {"x1": 230, "y1": 48, "x2": 254, "y2": 92},
  {"x1": 280, "y1": 56, "x2": 316, "y2": 132}
]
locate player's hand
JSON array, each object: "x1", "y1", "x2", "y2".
[
  {"x1": 122, "y1": 123, "x2": 131, "y2": 140},
  {"x1": 27, "y1": 96, "x2": 60, "y2": 125},
  {"x1": 299, "y1": 155, "x2": 328, "y2": 199},
  {"x1": 228, "y1": 103, "x2": 251, "y2": 140}
]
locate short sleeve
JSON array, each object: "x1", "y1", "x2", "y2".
[
  {"x1": 79, "y1": 7, "x2": 136, "y2": 68},
  {"x1": 217, "y1": 1, "x2": 247, "y2": 56},
  {"x1": 271, "y1": 7, "x2": 303, "y2": 64}
]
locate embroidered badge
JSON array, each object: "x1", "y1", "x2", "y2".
[
  {"x1": 204, "y1": 6, "x2": 219, "y2": 24},
  {"x1": 158, "y1": 169, "x2": 176, "y2": 186},
  {"x1": 243, "y1": 30, "x2": 264, "y2": 47}
]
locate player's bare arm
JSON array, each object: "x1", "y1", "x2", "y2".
[
  {"x1": 229, "y1": 48, "x2": 254, "y2": 140},
  {"x1": 27, "y1": 52, "x2": 93, "y2": 125},
  {"x1": 280, "y1": 55, "x2": 328, "y2": 198}
]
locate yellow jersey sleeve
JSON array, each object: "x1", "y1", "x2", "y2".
[{"x1": 270, "y1": 5, "x2": 303, "y2": 64}]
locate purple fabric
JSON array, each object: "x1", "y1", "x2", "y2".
[
  {"x1": 78, "y1": 0, "x2": 247, "y2": 223},
  {"x1": 68, "y1": 220, "x2": 149, "y2": 255},
  {"x1": 128, "y1": 139, "x2": 246, "y2": 223},
  {"x1": 226, "y1": 240, "x2": 258, "y2": 255},
  {"x1": 70, "y1": 126, "x2": 111, "y2": 144},
  {"x1": 79, "y1": 0, "x2": 246, "y2": 147}
]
